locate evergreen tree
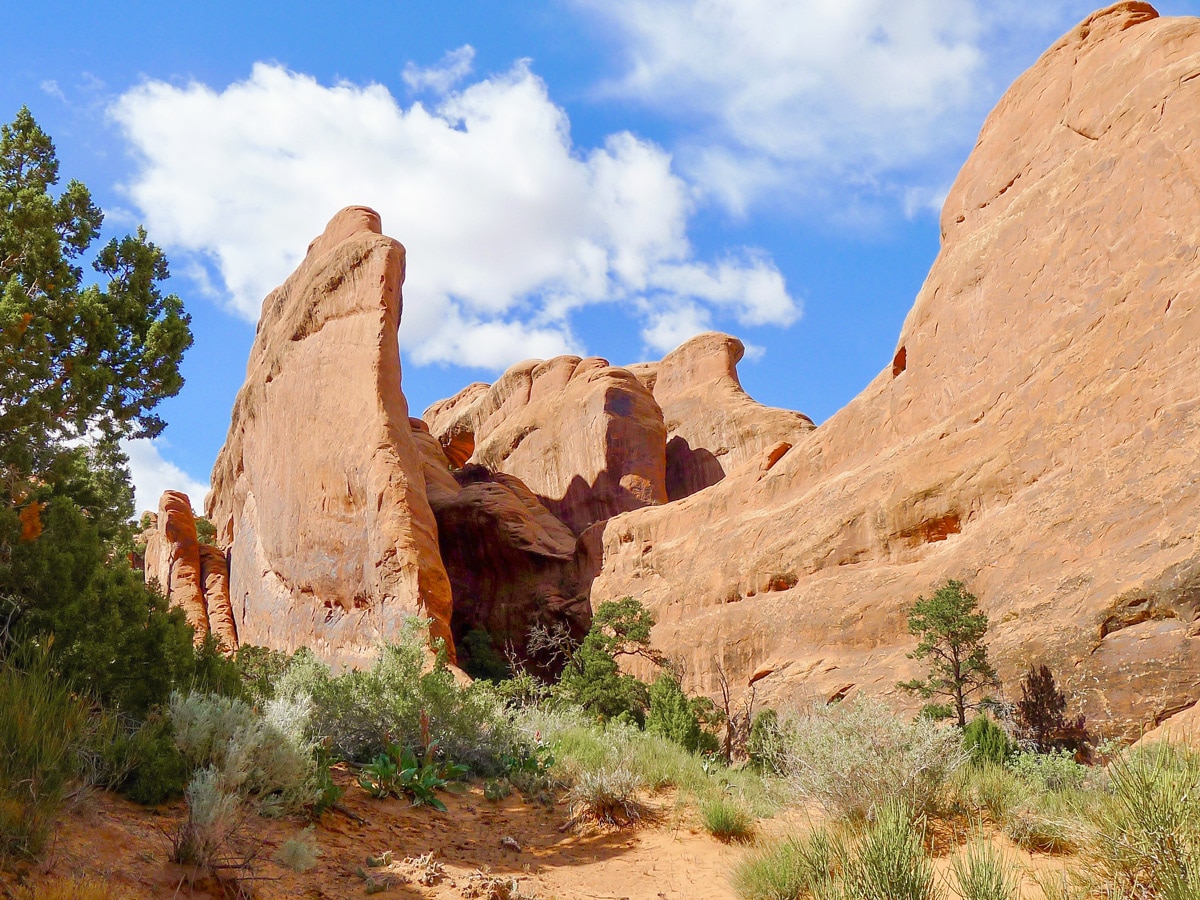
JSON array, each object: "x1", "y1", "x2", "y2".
[
  {"x1": 0, "y1": 108, "x2": 198, "y2": 713},
  {"x1": 898, "y1": 579, "x2": 999, "y2": 728}
]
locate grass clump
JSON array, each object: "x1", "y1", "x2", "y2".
[
  {"x1": 566, "y1": 764, "x2": 646, "y2": 828},
  {"x1": 0, "y1": 653, "x2": 94, "y2": 860},
  {"x1": 948, "y1": 839, "x2": 1021, "y2": 900},
  {"x1": 1086, "y1": 741, "x2": 1200, "y2": 897},
  {"x1": 700, "y1": 795, "x2": 754, "y2": 842},
  {"x1": 778, "y1": 698, "x2": 966, "y2": 821},
  {"x1": 838, "y1": 802, "x2": 937, "y2": 900},
  {"x1": 732, "y1": 828, "x2": 839, "y2": 900}
]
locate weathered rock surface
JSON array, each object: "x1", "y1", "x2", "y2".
[
  {"x1": 423, "y1": 356, "x2": 668, "y2": 535},
  {"x1": 590, "y1": 2, "x2": 1200, "y2": 736},
  {"x1": 206, "y1": 207, "x2": 454, "y2": 666},
  {"x1": 138, "y1": 491, "x2": 237, "y2": 649},
  {"x1": 409, "y1": 418, "x2": 590, "y2": 673},
  {"x1": 629, "y1": 333, "x2": 815, "y2": 501}
]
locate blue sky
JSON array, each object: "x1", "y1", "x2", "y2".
[{"x1": 4, "y1": 0, "x2": 1197, "y2": 512}]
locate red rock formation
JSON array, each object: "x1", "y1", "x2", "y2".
[
  {"x1": 139, "y1": 491, "x2": 238, "y2": 648},
  {"x1": 424, "y1": 356, "x2": 667, "y2": 535},
  {"x1": 199, "y1": 545, "x2": 237, "y2": 651},
  {"x1": 591, "y1": 2, "x2": 1200, "y2": 736},
  {"x1": 206, "y1": 207, "x2": 454, "y2": 666},
  {"x1": 629, "y1": 332, "x2": 815, "y2": 500}
]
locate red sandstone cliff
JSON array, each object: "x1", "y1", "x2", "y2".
[{"x1": 590, "y1": 2, "x2": 1200, "y2": 737}]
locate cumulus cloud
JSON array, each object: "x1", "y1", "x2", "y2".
[
  {"x1": 111, "y1": 62, "x2": 797, "y2": 370},
  {"x1": 580, "y1": 0, "x2": 985, "y2": 210},
  {"x1": 122, "y1": 438, "x2": 210, "y2": 516}
]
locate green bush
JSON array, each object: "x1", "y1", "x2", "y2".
[
  {"x1": 778, "y1": 698, "x2": 967, "y2": 821},
  {"x1": 234, "y1": 644, "x2": 296, "y2": 704},
  {"x1": 747, "y1": 709, "x2": 787, "y2": 774},
  {"x1": 955, "y1": 761, "x2": 1024, "y2": 823},
  {"x1": 646, "y1": 672, "x2": 704, "y2": 751},
  {"x1": 963, "y1": 715, "x2": 1012, "y2": 766},
  {"x1": 0, "y1": 654, "x2": 93, "y2": 859},
  {"x1": 273, "y1": 625, "x2": 519, "y2": 774},
  {"x1": 104, "y1": 711, "x2": 188, "y2": 805},
  {"x1": 170, "y1": 766, "x2": 242, "y2": 868},
  {"x1": 1008, "y1": 749, "x2": 1087, "y2": 793},
  {"x1": 169, "y1": 690, "x2": 317, "y2": 813},
  {"x1": 553, "y1": 598, "x2": 658, "y2": 724},
  {"x1": 460, "y1": 628, "x2": 510, "y2": 683}
]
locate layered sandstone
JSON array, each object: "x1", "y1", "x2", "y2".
[
  {"x1": 206, "y1": 207, "x2": 454, "y2": 666},
  {"x1": 139, "y1": 491, "x2": 237, "y2": 650},
  {"x1": 590, "y1": 2, "x2": 1200, "y2": 736},
  {"x1": 424, "y1": 357, "x2": 668, "y2": 535},
  {"x1": 628, "y1": 333, "x2": 815, "y2": 500}
]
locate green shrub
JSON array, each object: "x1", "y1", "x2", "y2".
[
  {"x1": 779, "y1": 698, "x2": 967, "y2": 821},
  {"x1": 169, "y1": 690, "x2": 317, "y2": 813},
  {"x1": 553, "y1": 598, "x2": 659, "y2": 724},
  {"x1": 732, "y1": 829, "x2": 839, "y2": 900},
  {"x1": 170, "y1": 766, "x2": 243, "y2": 868},
  {"x1": 700, "y1": 795, "x2": 754, "y2": 842},
  {"x1": 234, "y1": 644, "x2": 296, "y2": 704},
  {"x1": 105, "y1": 711, "x2": 188, "y2": 805},
  {"x1": 274, "y1": 826, "x2": 321, "y2": 873},
  {"x1": 955, "y1": 761, "x2": 1024, "y2": 823},
  {"x1": 963, "y1": 715, "x2": 1012, "y2": 767},
  {"x1": 0, "y1": 654, "x2": 92, "y2": 859},
  {"x1": 460, "y1": 628, "x2": 510, "y2": 683},
  {"x1": 839, "y1": 802, "x2": 936, "y2": 900},
  {"x1": 747, "y1": 709, "x2": 787, "y2": 775},
  {"x1": 1008, "y1": 749, "x2": 1087, "y2": 793},
  {"x1": 950, "y1": 839, "x2": 1021, "y2": 900},
  {"x1": 274, "y1": 625, "x2": 518, "y2": 774},
  {"x1": 646, "y1": 672, "x2": 704, "y2": 751}
]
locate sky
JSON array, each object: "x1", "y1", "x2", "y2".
[{"x1": 4, "y1": 0, "x2": 1199, "y2": 513}]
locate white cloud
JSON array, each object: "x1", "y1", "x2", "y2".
[
  {"x1": 580, "y1": 0, "x2": 1125, "y2": 216},
  {"x1": 122, "y1": 439, "x2": 210, "y2": 516},
  {"x1": 403, "y1": 45, "x2": 476, "y2": 95},
  {"x1": 579, "y1": 0, "x2": 985, "y2": 209},
  {"x1": 111, "y1": 62, "x2": 797, "y2": 370},
  {"x1": 641, "y1": 302, "x2": 712, "y2": 355}
]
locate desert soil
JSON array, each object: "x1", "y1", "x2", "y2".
[{"x1": 0, "y1": 771, "x2": 1070, "y2": 899}]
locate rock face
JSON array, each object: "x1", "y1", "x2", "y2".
[
  {"x1": 206, "y1": 207, "x2": 454, "y2": 666},
  {"x1": 628, "y1": 333, "x2": 815, "y2": 501},
  {"x1": 139, "y1": 491, "x2": 237, "y2": 650},
  {"x1": 590, "y1": 2, "x2": 1200, "y2": 736},
  {"x1": 409, "y1": 417, "x2": 591, "y2": 670},
  {"x1": 424, "y1": 356, "x2": 668, "y2": 535}
]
